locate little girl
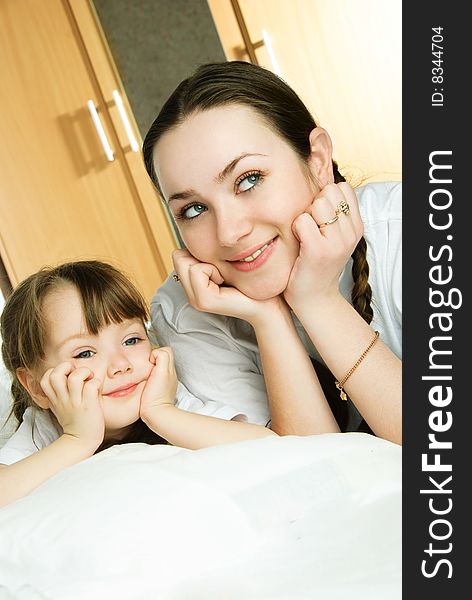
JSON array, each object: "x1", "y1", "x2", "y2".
[{"x1": 0, "y1": 260, "x2": 337, "y2": 506}]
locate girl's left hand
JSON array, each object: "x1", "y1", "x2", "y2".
[
  {"x1": 284, "y1": 182, "x2": 364, "y2": 313},
  {"x1": 139, "y1": 347, "x2": 178, "y2": 424}
]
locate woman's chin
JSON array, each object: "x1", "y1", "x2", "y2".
[{"x1": 237, "y1": 277, "x2": 289, "y2": 301}]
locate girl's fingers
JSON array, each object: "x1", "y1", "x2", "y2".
[
  {"x1": 42, "y1": 361, "x2": 75, "y2": 401},
  {"x1": 39, "y1": 367, "x2": 56, "y2": 403},
  {"x1": 82, "y1": 377, "x2": 102, "y2": 405},
  {"x1": 67, "y1": 367, "x2": 95, "y2": 406},
  {"x1": 153, "y1": 347, "x2": 174, "y2": 374},
  {"x1": 149, "y1": 348, "x2": 160, "y2": 365}
]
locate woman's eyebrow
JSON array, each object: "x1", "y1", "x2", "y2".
[
  {"x1": 168, "y1": 152, "x2": 267, "y2": 202},
  {"x1": 214, "y1": 152, "x2": 267, "y2": 183},
  {"x1": 168, "y1": 189, "x2": 197, "y2": 203}
]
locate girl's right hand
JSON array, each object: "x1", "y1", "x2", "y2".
[
  {"x1": 172, "y1": 249, "x2": 284, "y2": 326},
  {"x1": 139, "y1": 347, "x2": 178, "y2": 425},
  {"x1": 40, "y1": 362, "x2": 105, "y2": 450}
]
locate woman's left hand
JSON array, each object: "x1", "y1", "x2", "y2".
[{"x1": 284, "y1": 182, "x2": 363, "y2": 313}]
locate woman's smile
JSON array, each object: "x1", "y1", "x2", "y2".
[{"x1": 226, "y1": 236, "x2": 278, "y2": 272}]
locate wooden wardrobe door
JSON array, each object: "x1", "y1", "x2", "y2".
[
  {"x1": 0, "y1": 0, "x2": 173, "y2": 300},
  {"x1": 207, "y1": 0, "x2": 402, "y2": 184}
]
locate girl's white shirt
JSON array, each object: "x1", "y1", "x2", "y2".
[
  {"x1": 150, "y1": 181, "x2": 402, "y2": 427},
  {"x1": 0, "y1": 407, "x2": 61, "y2": 465}
]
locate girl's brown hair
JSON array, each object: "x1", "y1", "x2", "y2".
[
  {"x1": 143, "y1": 61, "x2": 373, "y2": 325},
  {"x1": 1, "y1": 260, "x2": 166, "y2": 446}
]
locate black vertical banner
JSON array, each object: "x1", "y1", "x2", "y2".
[{"x1": 403, "y1": 2, "x2": 468, "y2": 597}]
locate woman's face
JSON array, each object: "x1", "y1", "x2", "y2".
[{"x1": 154, "y1": 105, "x2": 319, "y2": 300}]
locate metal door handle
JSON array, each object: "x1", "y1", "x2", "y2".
[
  {"x1": 261, "y1": 29, "x2": 282, "y2": 77},
  {"x1": 112, "y1": 90, "x2": 139, "y2": 152},
  {"x1": 87, "y1": 99, "x2": 114, "y2": 161}
]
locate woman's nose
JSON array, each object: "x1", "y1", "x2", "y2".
[{"x1": 215, "y1": 207, "x2": 253, "y2": 247}]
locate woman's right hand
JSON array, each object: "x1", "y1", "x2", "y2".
[
  {"x1": 40, "y1": 362, "x2": 105, "y2": 450},
  {"x1": 172, "y1": 249, "x2": 285, "y2": 326}
]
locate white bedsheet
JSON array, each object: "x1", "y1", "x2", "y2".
[{"x1": 0, "y1": 432, "x2": 401, "y2": 600}]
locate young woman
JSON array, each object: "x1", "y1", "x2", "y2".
[
  {"x1": 143, "y1": 61, "x2": 402, "y2": 445},
  {"x1": 0, "y1": 260, "x2": 336, "y2": 507}
]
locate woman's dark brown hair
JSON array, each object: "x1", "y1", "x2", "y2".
[{"x1": 143, "y1": 61, "x2": 373, "y2": 325}]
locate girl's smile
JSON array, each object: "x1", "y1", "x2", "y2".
[{"x1": 103, "y1": 382, "x2": 140, "y2": 398}]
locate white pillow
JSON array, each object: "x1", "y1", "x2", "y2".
[{"x1": 0, "y1": 433, "x2": 401, "y2": 599}]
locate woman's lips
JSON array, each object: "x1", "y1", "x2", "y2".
[
  {"x1": 104, "y1": 383, "x2": 139, "y2": 398},
  {"x1": 227, "y1": 237, "x2": 278, "y2": 272}
]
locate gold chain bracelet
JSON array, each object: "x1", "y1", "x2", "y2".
[{"x1": 335, "y1": 331, "x2": 379, "y2": 401}]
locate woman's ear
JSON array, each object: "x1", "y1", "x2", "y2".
[
  {"x1": 308, "y1": 127, "x2": 335, "y2": 188},
  {"x1": 16, "y1": 367, "x2": 50, "y2": 410}
]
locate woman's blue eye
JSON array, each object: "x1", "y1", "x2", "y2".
[
  {"x1": 124, "y1": 337, "x2": 141, "y2": 346},
  {"x1": 74, "y1": 350, "x2": 94, "y2": 359},
  {"x1": 182, "y1": 204, "x2": 207, "y2": 220},
  {"x1": 237, "y1": 172, "x2": 262, "y2": 193}
]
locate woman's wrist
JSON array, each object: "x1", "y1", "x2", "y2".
[
  {"x1": 247, "y1": 295, "x2": 290, "y2": 330},
  {"x1": 287, "y1": 290, "x2": 347, "y2": 324}
]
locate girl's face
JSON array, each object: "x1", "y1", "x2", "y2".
[
  {"x1": 154, "y1": 105, "x2": 318, "y2": 300},
  {"x1": 39, "y1": 285, "x2": 153, "y2": 441}
]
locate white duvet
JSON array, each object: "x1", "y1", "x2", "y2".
[{"x1": 0, "y1": 432, "x2": 401, "y2": 600}]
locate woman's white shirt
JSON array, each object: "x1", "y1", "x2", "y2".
[{"x1": 151, "y1": 181, "x2": 402, "y2": 426}]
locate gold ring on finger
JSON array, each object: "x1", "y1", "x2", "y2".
[
  {"x1": 172, "y1": 273, "x2": 180, "y2": 282},
  {"x1": 319, "y1": 215, "x2": 339, "y2": 228},
  {"x1": 335, "y1": 200, "x2": 350, "y2": 216}
]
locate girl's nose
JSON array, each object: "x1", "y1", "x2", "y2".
[{"x1": 107, "y1": 352, "x2": 133, "y2": 377}]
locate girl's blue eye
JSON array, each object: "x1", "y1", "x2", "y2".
[
  {"x1": 237, "y1": 172, "x2": 262, "y2": 193},
  {"x1": 74, "y1": 350, "x2": 94, "y2": 359},
  {"x1": 124, "y1": 337, "x2": 141, "y2": 346},
  {"x1": 181, "y1": 204, "x2": 207, "y2": 220}
]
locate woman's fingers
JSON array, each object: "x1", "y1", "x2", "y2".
[
  {"x1": 292, "y1": 212, "x2": 323, "y2": 254},
  {"x1": 307, "y1": 182, "x2": 363, "y2": 252},
  {"x1": 172, "y1": 249, "x2": 225, "y2": 312},
  {"x1": 188, "y1": 262, "x2": 224, "y2": 312}
]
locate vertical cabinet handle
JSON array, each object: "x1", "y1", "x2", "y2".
[
  {"x1": 112, "y1": 90, "x2": 139, "y2": 152},
  {"x1": 87, "y1": 99, "x2": 114, "y2": 161}
]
